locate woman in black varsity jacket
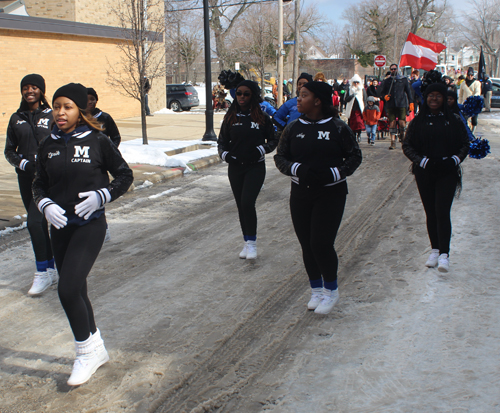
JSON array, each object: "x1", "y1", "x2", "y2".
[
  {"x1": 274, "y1": 81, "x2": 362, "y2": 315},
  {"x1": 32, "y1": 83, "x2": 133, "y2": 386},
  {"x1": 218, "y1": 80, "x2": 279, "y2": 260},
  {"x1": 402, "y1": 82, "x2": 469, "y2": 273},
  {"x1": 4, "y1": 74, "x2": 57, "y2": 296}
]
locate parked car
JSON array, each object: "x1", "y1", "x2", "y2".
[
  {"x1": 166, "y1": 84, "x2": 199, "y2": 111},
  {"x1": 491, "y1": 82, "x2": 500, "y2": 108},
  {"x1": 224, "y1": 86, "x2": 277, "y2": 108}
]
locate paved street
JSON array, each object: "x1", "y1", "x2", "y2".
[{"x1": 0, "y1": 111, "x2": 499, "y2": 412}]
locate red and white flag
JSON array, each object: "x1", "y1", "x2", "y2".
[{"x1": 399, "y1": 33, "x2": 446, "y2": 70}]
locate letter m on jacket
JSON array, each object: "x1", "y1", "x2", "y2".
[
  {"x1": 318, "y1": 131, "x2": 330, "y2": 140},
  {"x1": 251, "y1": 122, "x2": 260, "y2": 129},
  {"x1": 74, "y1": 146, "x2": 90, "y2": 158}
]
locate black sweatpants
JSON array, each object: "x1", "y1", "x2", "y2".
[
  {"x1": 228, "y1": 161, "x2": 266, "y2": 237},
  {"x1": 50, "y1": 215, "x2": 106, "y2": 341},
  {"x1": 290, "y1": 182, "x2": 347, "y2": 283},
  {"x1": 18, "y1": 174, "x2": 53, "y2": 263},
  {"x1": 414, "y1": 168, "x2": 458, "y2": 254}
]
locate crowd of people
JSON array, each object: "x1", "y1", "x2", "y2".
[{"x1": 4, "y1": 63, "x2": 483, "y2": 386}]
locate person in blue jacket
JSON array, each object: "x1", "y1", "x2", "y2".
[
  {"x1": 447, "y1": 89, "x2": 474, "y2": 141},
  {"x1": 273, "y1": 72, "x2": 313, "y2": 129}
]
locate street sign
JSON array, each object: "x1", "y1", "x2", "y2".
[
  {"x1": 374, "y1": 55, "x2": 386, "y2": 67},
  {"x1": 283, "y1": 40, "x2": 295, "y2": 45}
]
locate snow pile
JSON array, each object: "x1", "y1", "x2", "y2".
[{"x1": 119, "y1": 139, "x2": 218, "y2": 169}]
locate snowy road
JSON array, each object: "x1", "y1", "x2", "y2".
[{"x1": 1, "y1": 117, "x2": 499, "y2": 412}]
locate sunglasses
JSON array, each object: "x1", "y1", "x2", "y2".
[
  {"x1": 390, "y1": 68, "x2": 397, "y2": 71},
  {"x1": 236, "y1": 91, "x2": 251, "y2": 97}
]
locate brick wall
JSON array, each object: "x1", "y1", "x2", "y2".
[
  {"x1": 24, "y1": 0, "x2": 75, "y2": 20},
  {"x1": 0, "y1": 28, "x2": 165, "y2": 134}
]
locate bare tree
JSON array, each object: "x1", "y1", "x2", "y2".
[
  {"x1": 406, "y1": 0, "x2": 445, "y2": 34},
  {"x1": 209, "y1": 0, "x2": 253, "y2": 71},
  {"x1": 460, "y1": 0, "x2": 500, "y2": 76},
  {"x1": 107, "y1": 0, "x2": 165, "y2": 144}
]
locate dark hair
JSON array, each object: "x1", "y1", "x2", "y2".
[
  {"x1": 223, "y1": 85, "x2": 265, "y2": 127},
  {"x1": 18, "y1": 92, "x2": 51, "y2": 112}
]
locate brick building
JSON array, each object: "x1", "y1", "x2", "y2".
[{"x1": 0, "y1": 2, "x2": 165, "y2": 134}]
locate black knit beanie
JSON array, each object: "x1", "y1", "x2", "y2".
[
  {"x1": 302, "y1": 81, "x2": 333, "y2": 106},
  {"x1": 423, "y1": 82, "x2": 448, "y2": 99},
  {"x1": 87, "y1": 87, "x2": 98, "y2": 101},
  {"x1": 297, "y1": 72, "x2": 313, "y2": 84},
  {"x1": 467, "y1": 67, "x2": 474, "y2": 76},
  {"x1": 21, "y1": 74, "x2": 46, "y2": 94},
  {"x1": 236, "y1": 80, "x2": 262, "y2": 102},
  {"x1": 52, "y1": 83, "x2": 88, "y2": 109}
]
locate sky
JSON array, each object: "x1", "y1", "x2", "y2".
[{"x1": 301, "y1": 0, "x2": 470, "y2": 26}]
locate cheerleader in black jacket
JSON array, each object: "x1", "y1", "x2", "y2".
[
  {"x1": 218, "y1": 80, "x2": 279, "y2": 260},
  {"x1": 4, "y1": 74, "x2": 57, "y2": 295},
  {"x1": 402, "y1": 82, "x2": 469, "y2": 272},
  {"x1": 274, "y1": 82, "x2": 362, "y2": 314},
  {"x1": 32, "y1": 83, "x2": 133, "y2": 386},
  {"x1": 86, "y1": 87, "x2": 121, "y2": 147}
]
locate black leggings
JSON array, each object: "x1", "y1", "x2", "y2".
[
  {"x1": 18, "y1": 174, "x2": 53, "y2": 263},
  {"x1": 290, "y1": 182, "x2": 347, "y2": 283},
  {"x1": 51, "y1": 215, "x2": 106, "y2": 341},
  {"x1": 415, "y1": 169, "x2": 458, "y2": 254},
  {"x1": 228, "y1": 162, "x2": 266, "y2": 237}
]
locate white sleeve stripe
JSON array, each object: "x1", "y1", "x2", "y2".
[
  {"x1": 96, "y1": 190, "x2": 105, "y2": 206},
  {"x1": 20, "y1": 159, "x2": 28, "y2": 170},
  {"x1": 38, "y1": 198, "x2": 53, "y2": 213},
  {"x1": 257, "y1": 145, "x2": 266, "y2": 156},
  {"x1": 101, "y1": 188, "x2": 111, "y2": 204},
  {"x1": 452, "y1": 155, "x2": 460, "y2": 165},
  {"x1": 221, "y1": 151, "x2": 228, "y2": 161},
  {"x1": 332, "y1": 167, "x2": 341, "y2": 182},
  {"x1": 420, "y1": 157, "x2": 429, "y2": 168},
  {"x1": 291, "y1": 162, "x2": 301, "y2": 176}
]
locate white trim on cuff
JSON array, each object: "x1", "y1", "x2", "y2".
[
  {"x1": 38, "y1": 198, "x2": 53, "y2": 213},
  {"x1": 221, "y1": 151, "x2": 228, "y2": 161},
  {"x1": 420, "y1": 157, "x2": 429, "y2": 169},
  {"x1": 20, "y1": 159, "x2": 28, "y2": 171},
  {"x1": 332, "y1": 167, "x2": 341, "y2": 182},
  {"x1": 452, "y1": 155, "x2": 460, "y2": 165},
  {"x1": 257, "y1": 145, "x2": 266, "y2": 156},
  {"x1": 291, "y1": 162, "x2": 301, "y2": 176}
]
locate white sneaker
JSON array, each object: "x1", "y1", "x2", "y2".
[
  {"x1": 246, "y1": 240, "x2": 257, "y2": 260},
  {"x1": 425, "y1": 249, "x2": 440, "y2": 268},
  {"x1": 47, "y1": 268, "x2": 59, "y2": 285},
  {"x1": 314, "y1": 289, "x2": 339, "y2": 314},
  {"x1": 28, "y1": 272, "x2": 52, "y2": 295},
  {"x1": 67, "y1": 335, "x2": 105, "y2": 386},
  {"x1": 307, "y1": 288, "x2": 324, "y2": 310},
  {"x1": 239, "y1": 243, "x2": 247, "y2": 259},
  {"x1": 92, "y1": 328, "x2": 110, "y2": 366},
  {"x1": 437, "y1": 253, "x2": 449, "y2": 273}
]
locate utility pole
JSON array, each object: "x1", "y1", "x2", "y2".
[
  {"x1": 292, "y1": 0, "x2": 300, "y2": 97},
  {"x1": 278, "y1": 0, "x2": 284, "y2": 107},
  {"x1": 202, "y1": 0, "x2": 216, "y2": 141}
]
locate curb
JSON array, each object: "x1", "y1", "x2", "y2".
[{"x1": 129, "y1": 154, "x2": 222, "y2": 190}]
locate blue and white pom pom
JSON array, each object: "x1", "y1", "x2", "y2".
[
  {"x1": 462, "y1": 95, "x2": 484, "y2": 118},
  {"x1": 469, "y1": 137, "x2": 491, "y2": 159}
]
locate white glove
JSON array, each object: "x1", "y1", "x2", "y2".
[
  {"x1": 75, "y1": 191, "x2": 102, "y2": 220},
  {"x1": 44, "y1": 204, "x2": 67, "y2": 229}
]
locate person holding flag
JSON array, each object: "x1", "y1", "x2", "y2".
[{"x1": 378, "y1": 64, "x2": 414, "y2": 150}]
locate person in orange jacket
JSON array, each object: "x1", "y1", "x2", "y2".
[{"x1": 363, "y1": 96, "x2": 381, "y2": 145}]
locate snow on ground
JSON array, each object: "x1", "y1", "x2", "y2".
[{"x1": 119, "y1": 138, "x2": 218, "y2": 168}]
